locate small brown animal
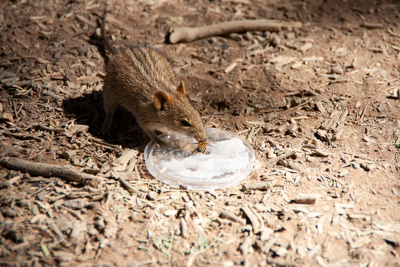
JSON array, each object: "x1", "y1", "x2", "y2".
[{"x1": 100, "y1": 11, "x2": 206, "y2": 151}]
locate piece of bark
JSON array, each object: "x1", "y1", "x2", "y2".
[
  {"x1": 180, "y1": 217, "x2": 188, "y2": 238},
  {"x1": 242, "y1": 182, "x2": 273, "y2": 191},
  {"x1": 239, "y1": 236, "x2": 253, "y2": 255},
  {"x1": 108, "y1": 172, "x2": 144, "y2": 196},
  {"x1": 360, "y1": 22, "x2": 383, "y2": 29},
  {"x1": 220, "y1": 210, "x2": 246, "y2": 225},
  {"x1": 241, "y1": 205, "x2": 264, "y2": 233},
  {"x1": 292, "y1": 193, "x2": 318, "y2": 204},
  {"x1": 264, "y1": 151, "x2": 296, "y2": 167}
]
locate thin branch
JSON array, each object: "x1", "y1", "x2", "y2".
[
  {"x1": 169, "y1": 19, "x2": 302, "y2": 43},
  {"x1": 0, "y1": 157, "x2": 101, "y2": 187}
]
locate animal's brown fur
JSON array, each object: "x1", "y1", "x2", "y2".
[{"x1": 100, "y1": 37, "x2": 206, "y2": 145}]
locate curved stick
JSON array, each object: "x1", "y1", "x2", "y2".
[
  {"x1": 0, "y1": 157, "x2": 101, "y2": 187},
  {"x1": 169, "y1": 19, "x2": 302, "y2": 44}
]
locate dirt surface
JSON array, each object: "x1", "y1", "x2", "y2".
[{"x1": 1, "y1": 0, "x2": 400, "y2": 266}]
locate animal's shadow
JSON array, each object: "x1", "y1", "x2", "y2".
[{"x1": 62, "y1": 91, "x2": 148, "y2": 149}]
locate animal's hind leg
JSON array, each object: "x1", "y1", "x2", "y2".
[{"x1": 100, "y1": 93, "x2": 118, "y2": 135}]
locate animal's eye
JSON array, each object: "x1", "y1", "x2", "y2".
[{"x1": 181, "y1": 120, "x2": 191, "y2": 127}]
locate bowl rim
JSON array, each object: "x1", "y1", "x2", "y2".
[{"x1": 144, "y1": 127, "x2": 255, "y2": 190}]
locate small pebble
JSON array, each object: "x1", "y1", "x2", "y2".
[
  {"x1": 63, "y1": 199, "x2": 87, "y2": 209},
  {"x1": 4, "y1": 208, "x2": 18, "y2": 218},
  {"x1": 164, "y1": 210, "x2": 178, "y2": 217},
  {"x1": 86, "y1": 202, "x2": 101, "y2": 210},
  {"x1": 331, "y1": 66, "x2": 344, "y2": 74},
  {"x1": 338, "y1": 169, "x2": 349, "y2": 177},
  {"x1": 147, "y1": 191, "x2": 158, "y2": 201},
  {"x1": 377, "y1": 103, "x2": 386, "y2": 112}
]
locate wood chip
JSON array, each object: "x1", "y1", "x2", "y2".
[
  {"x1": 331, "y1": 66, "x2": 344, "y2": 74},
  {"x1": 224, "y1": 62, "x2": 238, "y2": 73},
  {"x1": 242, "y1": 182, "x2": 273, "y2": 191},
  {"x1": 220, "y1": 210, "x2": 246, "y2": 225},
  {"x1": 292, "y1": 193, "x2": 318, "y2": 204},
  {"x1": 111, "y1": 149, "x2": 138, "y2": 172},
  {"x1": 164, "y1": 210, "x2": 178, "y2": 217},
  {"x1": 265, "y1": 151, "x2": 296, "y2": 167},
  {"x1": 288, "y1": 204, "x2": 309, "y2": 214},
  {"x1": 239, "y1": 236, "x2": 253, "y2": 255},
  {"x1": 241, "y1": 205, "x2": 264, "y2": 233},
  {"x1": 315, "y1": 101, "x2": 326, "y2": 113},
  {"x1": 360, "y1": 22, "x2": 384, "y2": 29},
  {"x1": 299, "y1": 42, "x2": 313, "y2": 52},
  {"x1": 269, "y1": 55, "x2": 297, "y2": 67},
  {"x1": 180, "y1": 217, "x2": 188, "y2": 238},
  {"x1": 1, "y1": 112, "x2": 14, "y2": 122},
  {"x1": 75, "y1": 14, "x2": 97, "y2": 28}
]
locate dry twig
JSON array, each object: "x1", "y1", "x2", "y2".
[
  {"x1": 117, "y1": 175, "x2": 144, "y2": 196},
  {"x1": 264, "y1": 151, "x2": 296, "y2": 167},
  {"x1": 0, "y1": 157, "x2": 101, "y2": 187},
  {"x1": 169, "y1": 19, "x2": 302, "y2": 43}
]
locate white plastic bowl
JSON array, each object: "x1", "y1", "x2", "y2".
[{"x1": 144, "y1": 128, "x2": 255, "y2": 190}]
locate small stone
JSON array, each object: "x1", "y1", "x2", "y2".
[
  {"x1": 377, "y1": 103, "x2": 386, "y2": 112},
  {"x1": 63, "y1": 199, "x2": 87, "y2": 209},
  {"x1": 315, "y1": 130, "x2": 330, "y2": 143},
  {"x1": 1, "y1": 112, "x2": 14, "y2": 122},
  {"x1": 271, "y1": 245, "x2": 287, "y2": 257},
  {"x1": 95, "y1": 27, "x2": 101, "y2": 38},
  {"x1": 260, "y1": 228, "x2": 274, "y2": 241},
  {"x1": 331, "y1": 66, "x2": 344, "y2": 74},
  {"x1": 262, "y1": 124, "x2": 275, "y2": 133},
  {"x1": 300, "y1": 43, "x2": 313, "y2": 52},
  {"x1": 18, "y1": 199, "x2": 31, "y2": 209},
  {"x1": 267, "y1": 148, "x2": 276, "y2": 159},
  {"x1": 338, "y1": 169, "x2": 349, "y2": 177},
  {"x1": 352, "y1": 163, "x2": 362, "y2": 170},
  {"x1": 0, "y1": 181, "x2": 10, "y2": 189},
  {"x1": 62, "y1": 150, "x2": 76, "y2": 160},
  {"x1": 270, "y1": 34, "x2": 281, "y2": 46},
  {"x1": 360, "y1": 162, "x2": 374, "y2": 171},
  {"x1": 87, "y1": 226, "x2": 99, "y2": 236},
  {"x1": 285, "y1": 32, "x2": 295, "y2": 39},
  {"x1": 37, "y1": 191, "x2": 46, "y2": 201},
  {"x1": 147, "y1": 191, "x2": 157, "y2": 201},
  {"x1": 315, "y1": 101, "x2": 326, "y2": 113},
  {"x1": 164, "y1": 210, "x2": 178, "y2": 217},
  {"x1": 99, "y1": 238, "x2": 111, "y2": 248},
  {"x1": 66, "y1": 124, "x2": 89, "y2": 136},
  {"x1": 86, "y1": 202, "x2": 101, "y2": 210},
  {"x1": 392, "y1": 188, "x2": 399, "y2": 196},
  {"x1": 104, "y1": 226, "x2": 118, "y2": 238},
  {"x1": 4, "y1": 208, "x2": 18, "y2": 217},
  {"x1": 70, "y1": 221, "x2": 87, "y2": 238},
  {"x1": 94, "y1": 217, "x2": 106, "y2": 230}
]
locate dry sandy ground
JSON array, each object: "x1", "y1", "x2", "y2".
[{"x1": 0, "y1": 0, "x2": 400, "y2": 266}]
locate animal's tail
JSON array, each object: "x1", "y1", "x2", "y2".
[{"x1": 102, "y1": 10, "x2": 118, "y2": 55}]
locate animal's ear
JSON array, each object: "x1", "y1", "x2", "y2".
[
  {"x1": 177, "y1": 81, "x2": 186, "y2": 96},
  {"x1": 153, "y1": 91, "x2": 172, "y2": 111}
]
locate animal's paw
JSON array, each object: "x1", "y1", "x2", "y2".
[{"x1": 100, "y1": 123, "x2": 112, "y2": 136}]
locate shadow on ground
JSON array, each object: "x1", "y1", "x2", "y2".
[{"x1": 62, "y1": 92, "x2": 146, "y2": 148}]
